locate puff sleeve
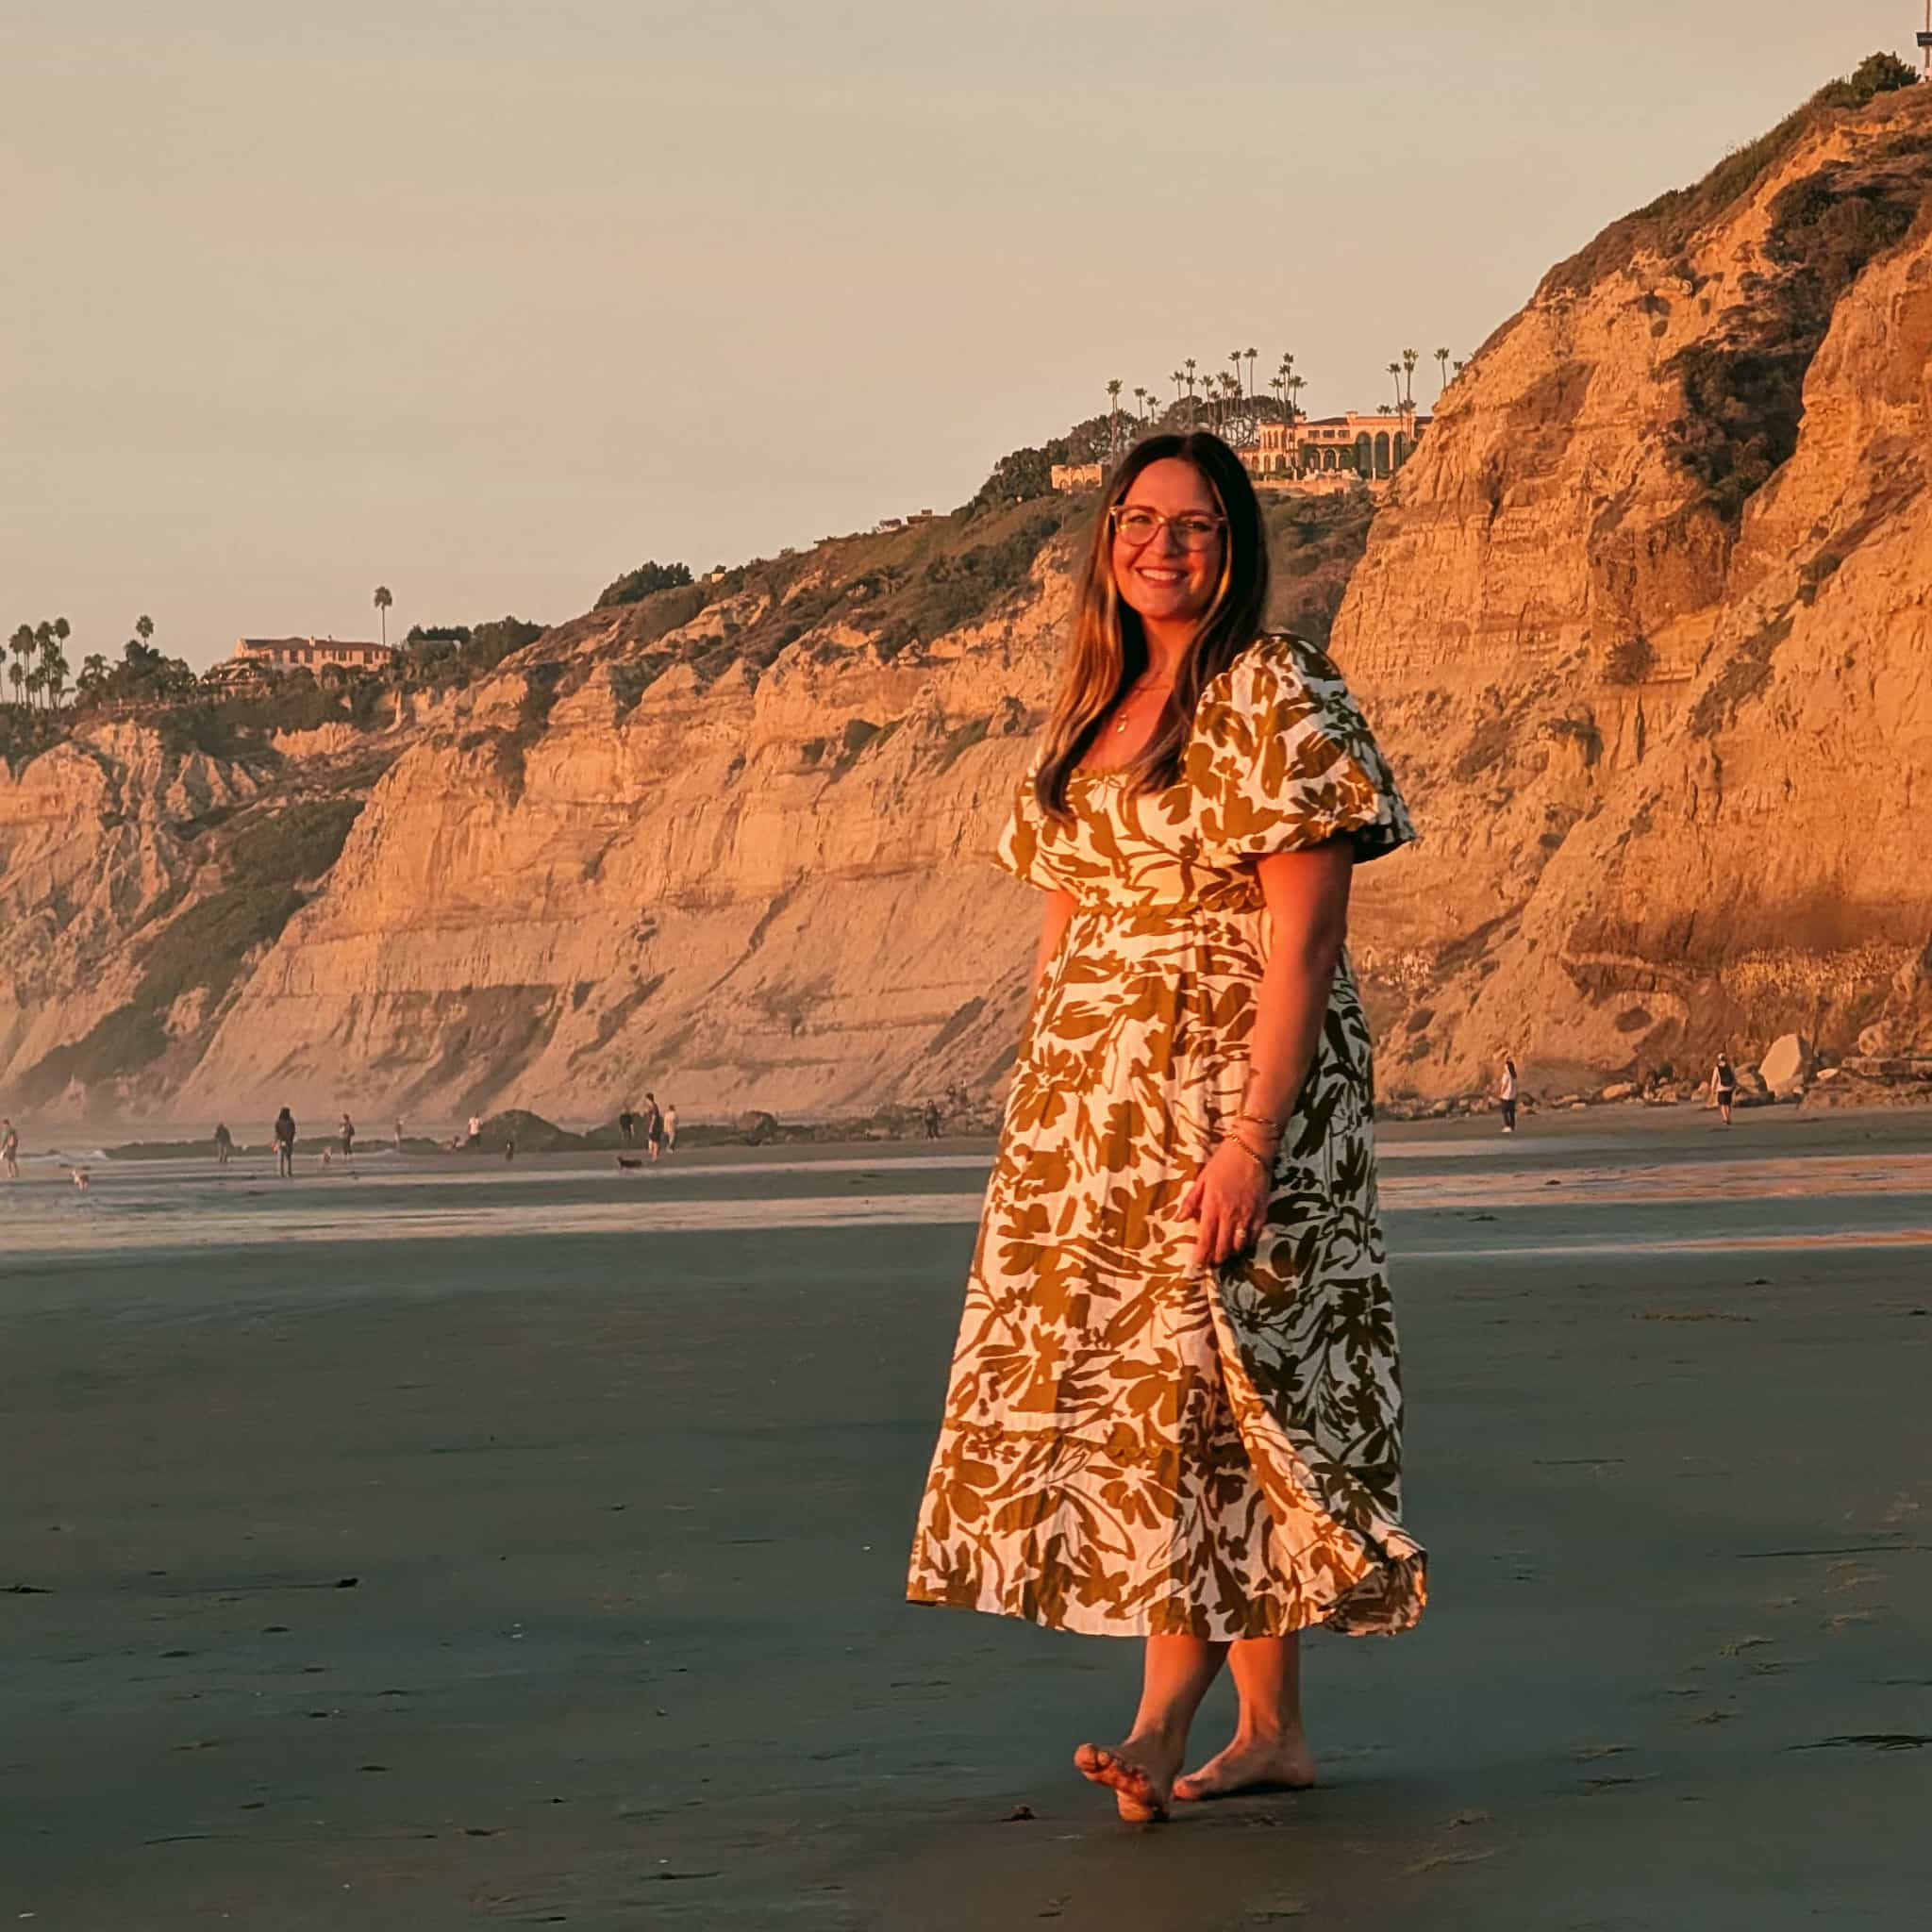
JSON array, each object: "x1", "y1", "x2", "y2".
[{"x1": 1186, "y1": 636, "x2": 1416, "y2": 864}]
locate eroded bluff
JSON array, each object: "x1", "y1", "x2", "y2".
[
  {"x1": 1336, "y1": 79, "x2": 1932, "y2": 1096},
  {"x1": 6, "y1": 81, "x2": 1930, "y2": 1124}
]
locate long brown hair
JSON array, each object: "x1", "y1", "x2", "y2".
[{"x1": 1033, "y1": 432, "x2": 1269, "y2": 819}]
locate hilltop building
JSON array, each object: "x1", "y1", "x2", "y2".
[
  {"x1": 1050, "y1": 409, "x2": 1428, "y2": 497},
  {"x1": 1245, "y1": 409, "x2": 1428, "y2": 485},
  {"x1": 203, "y1": 636, "x2": 396, "y2": 689}
]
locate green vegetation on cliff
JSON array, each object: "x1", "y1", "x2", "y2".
[
  {"x1": 1541, "y1": 53, "x2": 1921, "y2": 298},
  {"x1": 17, "y1": 795, "x2": 367, "y2": 1105}
]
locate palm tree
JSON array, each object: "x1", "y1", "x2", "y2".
[
  {"x1": 1270, "y1": 373, "x2": 1286, "y2": 419},
  {"x1": 1106, "y1": 378, "x2": 1124, "y2": 458},
  {"x1": 6, "y1": 661, "x2": 21, "y2": 707},
  {"x1": 1171, "y1": 369, "x2": 1186, "y2": 406},
  {"x1": 1183, "y1": 358, "x2": 1198, "y2": 425},
  {"x1": 1387, "y1": 361, "x2": 1404, "y2": 410},
  {"x1": 8, "y1": 625, "x2": 32, "y2": 705},
  {"x1": 1133, "y1": 384, "x2": 1147, "y2": 424},
  {"x1": 31, "y1": 622, "x2": 55, "y2": 708},
  {"x1": 25, "y1": 666, "x2": 44, "y2": 710},
  {"x1": 1454, "y1": 358, "x2": 1467, "y2": 378},
  {"x1": 1401, "y1": 348, "x2": 1420, "y2": 408},
  {"x1": 1435, "y1": 346, "x2": 1450, "y2": 395},
  {"x1": 1288, "y1": 374, "x2": 1307, "y2": 424},
  {"x1": 80, "y1": 652, "x2": 108, "y2": 693},
  {"x1": 1244, "y1": 346, "x2": 1258, "y2": 402},
  {"x1": 1227, "y1": 349, "x2": 1242, "y2": 409},
  {"x1": 135, "y1": 614, "x2": 154, "y2": 645},
  {"x1": 373, "y1": 584, "x2": 393, "y2": 649}
]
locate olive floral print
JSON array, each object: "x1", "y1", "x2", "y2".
[{"x1": 908, "y1": 637, "x2": 1426, "y2": 1641}]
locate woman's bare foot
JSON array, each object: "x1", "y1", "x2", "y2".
[
  {"x1": 1073, "y1": 1734, "x2": 1184, "y2": 1823},
  {"x1": 1172, "y1": 1732, "x2": 1317, "y2": 1802}
]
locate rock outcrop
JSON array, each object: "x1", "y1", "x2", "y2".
[{"x1": 1335, "y1": 77, "x2": 1932, "y2": 1097}]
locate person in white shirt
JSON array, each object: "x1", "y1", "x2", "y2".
[{"x1": 1498, "y1": 1057, "x2": 1518, "y2": 1133}]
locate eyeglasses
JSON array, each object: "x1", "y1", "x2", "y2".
[{"x1": 1109, "y1": 506, "x2": 1226, "y2": 550}]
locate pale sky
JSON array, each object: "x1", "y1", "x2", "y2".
[{"x1": 3, "y1": 1, "x2": 1920, "y2": 669}]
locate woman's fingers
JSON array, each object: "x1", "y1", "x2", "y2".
[
  {"x1": 1177, "y1": 1176, "x2": 1204, "y2": 1220},
  {"x1": 1189, "y1": 1200, "x2": 1223, "y2": 1268},
  {"x1": 1192, "y1": 1203, "x2": 1236, "y2": 1269}
]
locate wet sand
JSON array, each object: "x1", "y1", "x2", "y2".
[{"x1": 4, "y1": 1107, "x2": 1928, "y2": 1928}]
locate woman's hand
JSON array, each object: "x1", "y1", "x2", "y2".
[{"x1": 1178, "y1": 1139, "x2": 1274, "y2": 1271}]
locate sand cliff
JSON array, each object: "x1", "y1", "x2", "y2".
[{"x1": 6, "y1": 81, "x2": 1930, "y2": 1124}]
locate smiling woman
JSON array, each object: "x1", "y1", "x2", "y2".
[{"x1": 907, "y1": 431, "x2": 1424, "y2": 1825}]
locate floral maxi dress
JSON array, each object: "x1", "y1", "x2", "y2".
[{"x1": 906, "y1": 636, "x2": 1426, "y2": 1641}]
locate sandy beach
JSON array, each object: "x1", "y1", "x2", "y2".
[{"x1": 4, "y1": 1105, "x2": 1928, "y2": 1928}]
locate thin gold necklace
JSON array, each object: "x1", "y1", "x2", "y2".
[{"x1": 1114, "y1": 676, "x2": 1174, "y2": 732}]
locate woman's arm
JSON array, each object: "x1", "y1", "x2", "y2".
[
  {"x1": 1031, "y1": 888, "x2": 1077, "y2": 995},
  {"x1": 1241, "y1": 841, "x2": 1355, "y2": 1126},
  {"x1": 1179, "y1": 841, "x2": 1354, "y2": 1268}
]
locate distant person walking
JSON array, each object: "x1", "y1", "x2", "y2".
[
  {"x1": 619, "y1": 1107, "x2": 638, "y2": 1148},
  {"x1": 339, "y1": 1113, "x2": 356, "y2": 1162},
  {"x1": 1708, "y1": 1053, "x2": 1739, "y2": 1124},
  {"x1": 924, "y1": 1099, "x2": 942, "y2": 1141},
  {"x1": 467, "y1": 1114, "x2": 483, "y2": 1145},
  {"x1": 662, "y1": 1104, "x2": 678, "y2": 1152},
  {"x1": 643, "y1": 1093, "x2": 665, "y2": 1162},
  {"x1": 213, "y1": 1122, "x2": 234, "y2": 1167},
  {"x1": 907, "y1": 434, "x2": 1424, "y2": 1824},
  {"x1": 1, "y1": 1118, "x2": 19, "y2": 1180},
  {"x1": 394, "y1": 1118, "x2": 405, "y2": 1151},
  {"x1": 1499, "y1": 1056, "x2": 1519, "y2": 1134},
  {"x1": 273, "y1": 1107, "x2": 297, "y2": 1178}
]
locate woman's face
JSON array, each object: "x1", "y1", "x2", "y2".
[{"x1": 1110, "y1": 458, "x2": 1226, "y2": 631}]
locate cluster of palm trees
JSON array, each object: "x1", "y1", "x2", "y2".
[
  {"x1": 1104, "y1": 343, "x2": 1469, "y2": 452},
  {"x1": 1107, "y1": 351, "x2": 1296, "y2": 449},
  {"x1": 7, "y1": 619, "x2": 74, "y2": 710},
  {"x1": 7, "y1": 615, "x2": 159, "y2": 710},
  {"x1": 1381, "y1": 348, "x2": 1463, "y2": 412}
]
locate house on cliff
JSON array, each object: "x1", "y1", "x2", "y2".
[{"x1": 204, "y1": 636, "x2": 397, "y2": 689}]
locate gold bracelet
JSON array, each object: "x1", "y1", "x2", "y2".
[
  {"x1": 1226, "y1": 1134, "x2": 1273, "y2": 1176},
  {"x1": 1236, "y1": 1108, "x2": 1283, "y2": 1139}
]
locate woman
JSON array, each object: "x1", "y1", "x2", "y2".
[
  {"x1": 907, "y1": 433, "x2": 1424, "y2": 1824},
  {"x1": 1499, "y1": 1055, "x2": 1519, "y2": 1134}
]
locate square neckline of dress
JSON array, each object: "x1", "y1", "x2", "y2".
[{"x1": 1069, "y1": 635, "x2": 1306, "y2": 780}]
